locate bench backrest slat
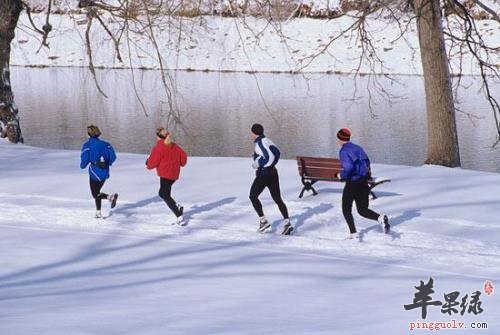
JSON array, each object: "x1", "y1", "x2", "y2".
[
  {"x1": 297, "y1": 156, "x2": 342, "y2": 181},
  {"x1": 297, "y1": 157, "x2": 340, "y2": 163}
]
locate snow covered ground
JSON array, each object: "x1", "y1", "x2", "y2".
[{"x1": 1, "y1": 140, "x2": 500, "y2": 334}]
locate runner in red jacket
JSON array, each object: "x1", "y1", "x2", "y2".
[{"x1": 146, "y1": 128, "x2": 188, "y2": 225}]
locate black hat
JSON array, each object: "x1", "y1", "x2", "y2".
[{"x1": 251, "y1": 123, "x2": 264, "y2": 136}]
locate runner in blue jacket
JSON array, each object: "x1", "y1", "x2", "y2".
[
  {"x1": 336, "y1": 128, "x2": 390, "y2": 239},
  {"x1": 80, "y1": 125, "x2": 118, "y2": 218}
]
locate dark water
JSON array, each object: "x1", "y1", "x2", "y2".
[{"x1": 10, "y1": 66, "x2": 500, "y2": 172}]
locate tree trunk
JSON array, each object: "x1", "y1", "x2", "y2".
[
  {"x1": 0, "y1": 0, "x2": 23, "y2": 143},
  {"x1": 415, "y1": 0, "x2": 460, "y2": 167}
]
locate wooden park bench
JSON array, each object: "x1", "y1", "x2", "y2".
[{"x1": 296, "y1": 156, "x2": 391, "y2": 199}]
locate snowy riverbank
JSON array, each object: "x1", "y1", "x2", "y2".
[
  {"x1": 12, "y1": 12, "x2": 499, "y2": 75},
  {"x1": 1, "y1": 140, "x2": 499, "y2": 333}
]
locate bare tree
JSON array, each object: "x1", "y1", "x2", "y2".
[
  {"x1": 0, "y1": 0, "x2": 23, "y2": 143},
  {"x1": 238, "y1": 0, "x2": 498, "y2": 167},
  {"x1": 415, "y1": 0, "x2": 460, "y2": 166},
  {"x1": 5, "y1": 0, "x2": 190, "y2": 141},
  {"x1": 2, "y1": 0, "x2": 499, "y2": 169}
]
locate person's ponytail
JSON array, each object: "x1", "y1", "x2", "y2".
[{"x1": 164, "y1": 134, "x2": 172, "y2": 146}]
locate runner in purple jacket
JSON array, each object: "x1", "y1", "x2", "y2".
[{"x1": 335, "y1": 128, "x2": 390, "y2": 239}]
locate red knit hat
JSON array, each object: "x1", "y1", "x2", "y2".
[{"x1": 337, "y1": 128, "x2": 351, "y2": 141}]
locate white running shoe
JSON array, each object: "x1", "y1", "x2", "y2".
[
  {"x1": 378, "y1": 215, "x2": 390, "y2": 233},
  {"x1": 258, "y1": 217, "x2": 271, "y2": 232},
  {"x1": 177, "y1": 215, "x2": 187, "y2": 226},
  {"x1": 282, "y1": 219, "x2": 294, "y2": 235},
  {"x1": 110, "y1": 193, "x2": 118, "y2": 209},
  {"x1": 346, "y1": 232, "x2": 358, "y2": 240},
  {"x1": 177, "y1": 205, "x2": 184, "y2": 216}
]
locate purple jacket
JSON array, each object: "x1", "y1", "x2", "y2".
[{"x1": 339, "y1": 142, "x2": 371, "y2": 181}]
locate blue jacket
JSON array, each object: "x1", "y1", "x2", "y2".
[
  {"x1": 252, "y1": 135, "x2": 280, "y2": 176},
  {"x1": 80, "y1": 137, "x2": 117, "y2": 181},
  {"x1": 339, "y1": 142, "x2": 371, "y2": 181}
]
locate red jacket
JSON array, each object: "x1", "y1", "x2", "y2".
[{"x1": 146, "y1": 140, "x2": 187, "y2": 180}]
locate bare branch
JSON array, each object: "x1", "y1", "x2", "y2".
[
  {"x1": 21, "y1": 0, "x2": 52, "y2": 51},
  {"x1": 84, "y1": 11, "x2": 108, "y2": 98},
  {"x1": 93, "y1": 11, "x2": 123, "y2": 62},
  {"x1": 469, "y1": 0, "x2": 500, "y2": 23}
]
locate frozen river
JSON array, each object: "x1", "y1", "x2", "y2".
[{"x1": 11, "y1": 66, "x2": 500, "y2": 172}]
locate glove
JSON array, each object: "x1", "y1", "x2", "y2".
[{"x1": 252, "y1": 161, "x2": 259, "y2": 170}]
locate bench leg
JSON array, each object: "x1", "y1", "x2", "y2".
[
  {"x1": 299, "y1": 181, "x2": 318, "y2": 198},
  {"x1": 368, "y1": 179, "x2": 391, "y2": 200},
  {"x1": 311, "y1": 186, "x2": 318, "y2": 196},
  {"x1": 299, "y1": 186, "x2": 307, "y2": 198}
]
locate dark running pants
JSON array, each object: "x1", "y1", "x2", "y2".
[
  {"x1": 90, "y1": 180, "x2": 108, "y2": 211},
  {"x1": 159, "y1": 178, "x2": 182, "y2": 217},
  {"x1": 249, "y1": 171, "x2": 289, "y2": 219},
  {"x1": 342, "y1": 178, "x2": 380, "y2": 234}
]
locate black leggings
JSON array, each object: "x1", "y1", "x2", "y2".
[
  {"x1": 90, "y1": 180, "x2": 108, "y2": 210},
  {"x1": 159, "y1": 178, "x2": 182, "y2": 217},
  {"x1": 342, "y1": 179, "x2": 380, "y2": 233},
  {"x1": 249, "y1": 170, "x2": 289, "y2": 219}
]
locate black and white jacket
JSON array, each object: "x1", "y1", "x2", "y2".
[{"x1": 252, "y1": 135, "x2": 281, "y2": 175}]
